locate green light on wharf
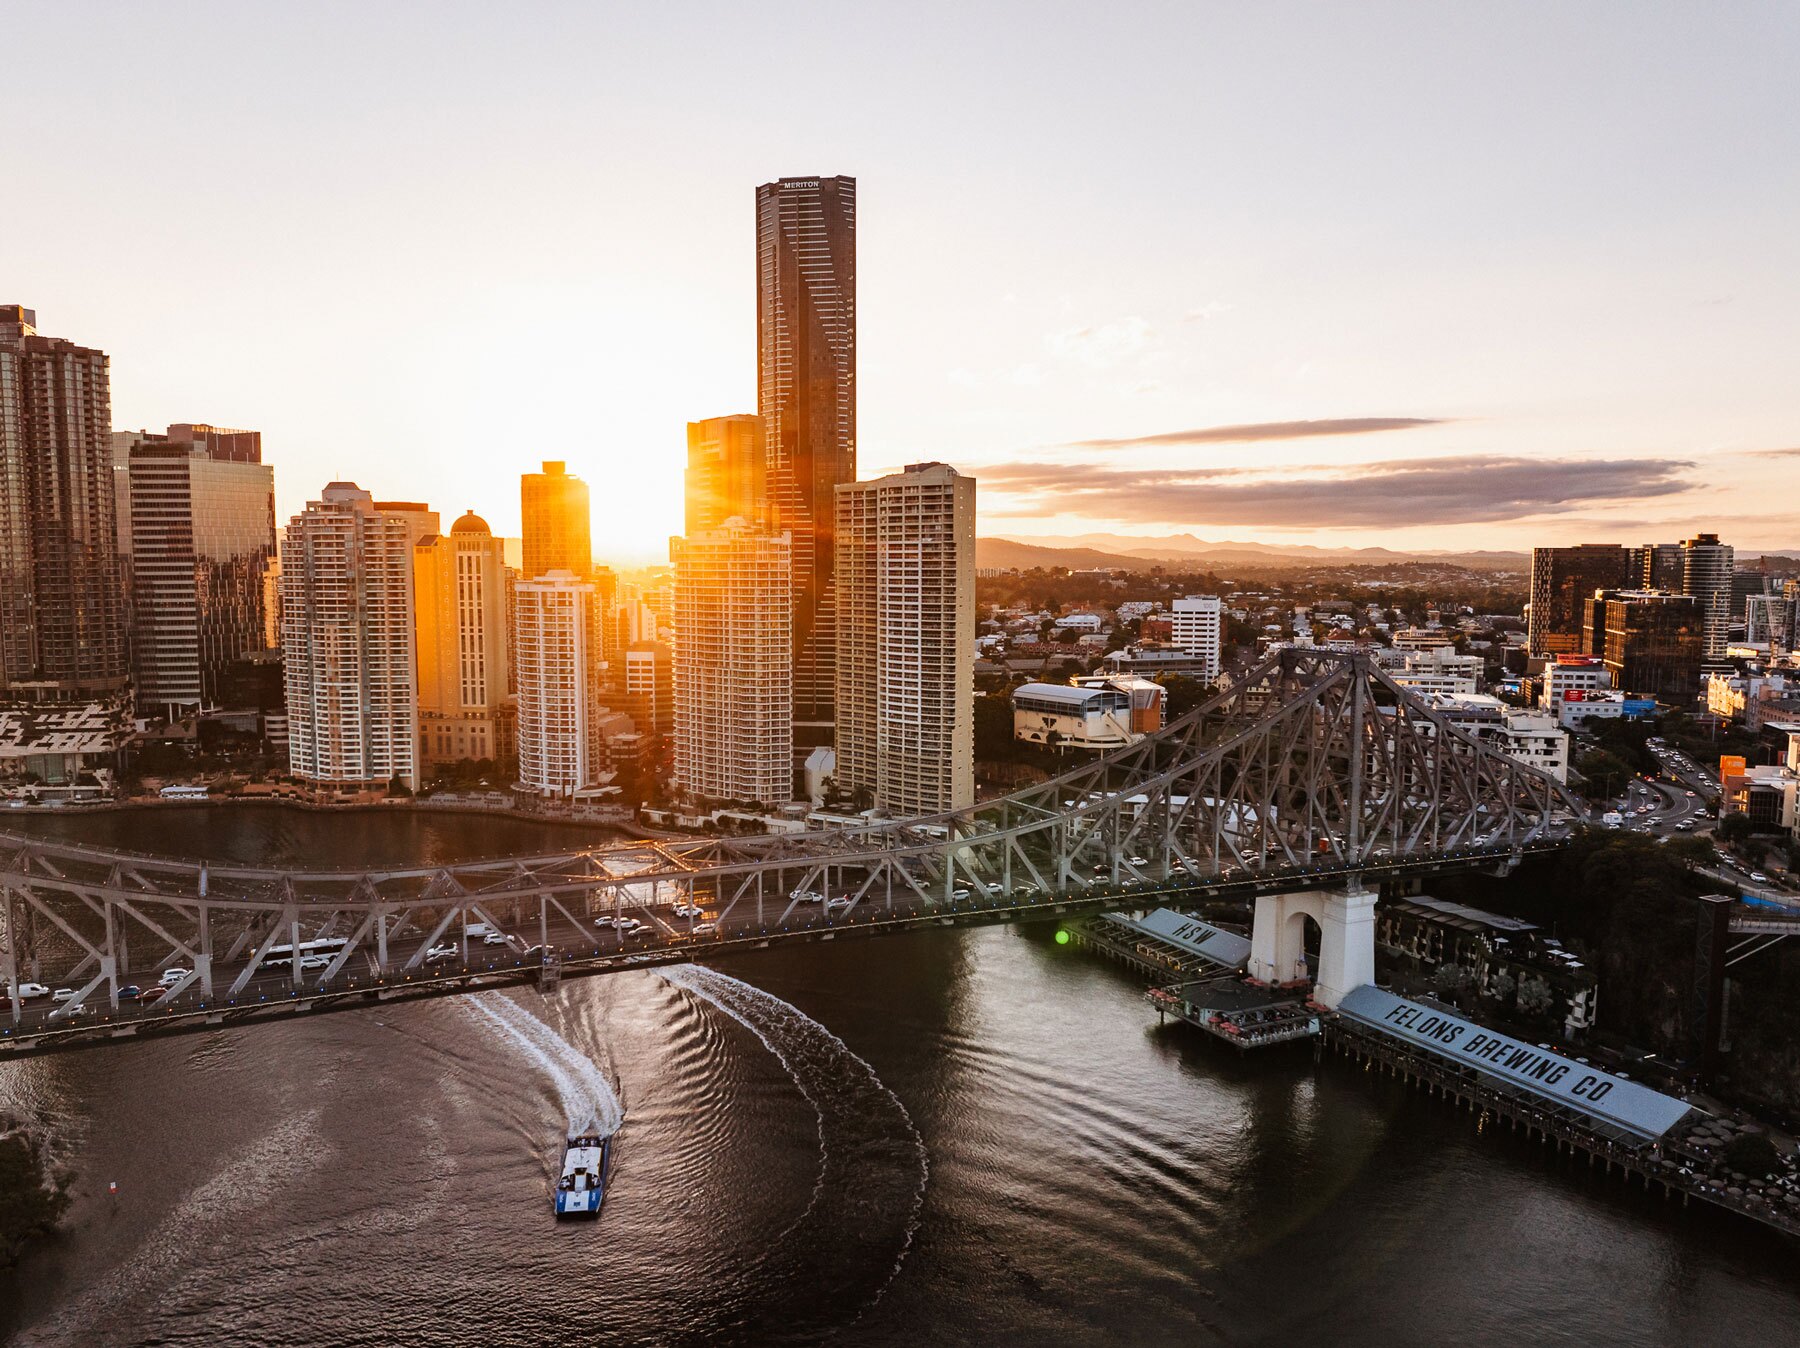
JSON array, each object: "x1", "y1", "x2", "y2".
[{"x1": 1054, "y1": 929, "x2": 1070, "y2": 945}]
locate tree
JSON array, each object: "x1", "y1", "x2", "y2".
[
  {"x1": 1517, "y1": 975, "x2": 1556, "y2": 1019},
  {"x1": 1723, "y1": 1132, "x2": 1781, "y2": 1179},
  {"x1": 1432, "y1": 963, "x2": 1472, "y2": 1001},
  {"x1": 1486, "y1": 970, "x2": 1517, "y2": 1006},
  {"x1": 1574, "y1": 749, "x2": 1634, "y2": 801},
  {"x1": 1717, "y1": 812, "x2": 1753, "y2": 843},
  {"x1": 1665, "y1": 835, "x2": 1717, "y2": 869}
]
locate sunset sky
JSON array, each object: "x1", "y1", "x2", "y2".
[{"x1": 10, "y1": 2, "x2": 1799, "y2": 561}]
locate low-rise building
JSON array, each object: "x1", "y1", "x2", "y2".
[{"x1": 1420, "y1": 692, "x2": 1571, "y2": 784}]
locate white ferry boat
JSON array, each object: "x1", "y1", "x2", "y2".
[{"x1": 553, "y1": 1116, "x2": 613, "y2": 1219}]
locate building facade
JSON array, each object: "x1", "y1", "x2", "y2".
[
  {"x1": 520, "y1": 461, "x2": 592, "y2": 579},
  {"x1": 1527, "y1": 545, "x2": 1629, "y2": 656},
  {"x1": 685, "y1": 414, "x2": 767, "y2": 535},
  {"x1": 834, "y1": 463, "x2": 975, "y2": 816},
  {"x1": 672, "y1": 520, "x2": 793, "y2": 806},
  {"x1": 513, "y1": 570, "x2": 606, "y2": 798},
  {"x1": 1170, "y1": 595, "x2": 1223, "y2": 680},
  {"x1": 415, "y1": 511, "x2": 514, "y2": 773},
  {"x1": 1680, "y1": 532, "x2": 1735, "y2": 660},
  {"x1": 757, "y1": 175, "x2": 856, "y2": 754},
  {"x1": 0, "y1": 305, "x2": 129, "y2": 699},
  {"x1": 622, "y1": 640, "x2": 672, "y2": 736},
  {"x1": 280, "y1": 484, "x2": 418, "y2": 791},
  {"x1": 121, "y1": 424, "x2": 276, "y2": 715},
  {"x1": 1581, "y1": 590, "x2": 1704, "y2": 704}
]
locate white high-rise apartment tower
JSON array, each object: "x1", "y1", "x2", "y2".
[
  {"x1": 672, "y1": 519, "x2": 793, "y2": 806},
  {"x1": 513, "y1": 570, "x2": 604, "y2": 798},
  {"x1": 835, "y1": 462, "x2": 975, "y2": 817},
  {"x1": 280, "y1": 483, "x2": 417, "y2": 791},
  {"x1": 1680, "y1": 532, "x2": 1734, "y2": 660},
  {"x1": 1170, "y1": 595, "x2": 1223, "y2": 681}
]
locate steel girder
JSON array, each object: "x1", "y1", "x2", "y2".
[{"x1": 0, "y1": 650, "x2": 1579, "y2": 1022}]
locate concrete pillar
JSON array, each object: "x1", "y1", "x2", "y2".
[
  {"x1": 1314, "y1": 880, "x2": 1377, "y2": 1010},
  {"x1": 1247, "y1": 894, "x2": 1284, "y2": 984}
]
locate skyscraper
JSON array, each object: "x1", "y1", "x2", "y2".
[
  {"x1": 1680, "y1": 532, "x2": 1734, "y2": 660},
  {"x1": 1527, "y1": 545, "x2": 1630, "y2": 656},
  {"x1": 757, "y1": 175, "x2": 856, "y2": 754},
  {"x1": 1581, "y1": 590, "x2": 1704, "y2": 704},
  {"x1": 521, "y1": 461, "x2": 592, "y2": 579},
  {"x1": 0, "y1": 305, "x2": 129, "y2": 697},
  {"x1": 280, "y1": 483, "x2": 418, "y2": 792},
  {"x1": 513, "y1": 570, "x2": 605, "y2": 798},
  {"x1": 835, "y1": 463, "x2": 975, "y2": 817},
  {"x1": 121, "y1": 423, "x2": 277, "y2": 715},
  {"x1": 672, "y1": 519, "x2": 793, "y2": 806},
  {"x1": 415, "y1": 511, "x2": 514, "y2": 772},
  {"x1": 684, "y1": 414, "x2": 768, "y2": 535}
]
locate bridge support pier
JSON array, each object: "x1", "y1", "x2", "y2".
[{"x1": 1247, "y1": 880, "x2": 1375, "y2": 1011}]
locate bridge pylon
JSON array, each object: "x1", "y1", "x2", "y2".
[{"x1": 1247, "y1": 880, "x2": 1376, "y2": 1010}]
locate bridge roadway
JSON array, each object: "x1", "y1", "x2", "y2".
[{"x1": 0, "y1": 842, "x2": 1565, "y2": 1060}]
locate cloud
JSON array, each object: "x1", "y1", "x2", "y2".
[
  {"x1": 1045, "y1": 317, "x2": 1154, "y2": 368},
  {"x1": 1069, "y1": 417, "x2": 1447, "y2": 449},
  {"x1": 975, "y1": 455, "x2": 1697, "y2": 529},
  {"x1": 1732, "y1": 446, "x2": 1800, "y2": 459}
]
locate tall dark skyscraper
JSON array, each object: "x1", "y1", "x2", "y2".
[
  {"x1": 0, "y1": 305, "x2": 129, "y2": 697},
  {"x1": 757, "y1": 174, "x2": 856, "y2": 754},
  {"x1": 1527, "y1": 544, "x2": 1629, "y2": 657}
]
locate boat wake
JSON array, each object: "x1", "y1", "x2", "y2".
[
  {"x1": 463, "y1": 991, "x2": 624, "y2": 1135},
  {"x1": 660, "y1": 964, "x2": 929, "y2": 1332}
]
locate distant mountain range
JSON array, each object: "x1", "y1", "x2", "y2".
[{"x1": 979, "y1": 533, "x2": 1532, "y2": 572}]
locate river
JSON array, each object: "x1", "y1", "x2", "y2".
[{"x1": 1, "y1": 807, "x2": 1797, "y2": 1345}]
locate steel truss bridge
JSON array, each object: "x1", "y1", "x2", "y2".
[{"x1": 1, "y1": 650, "x2": 1580, "y2": 1058}]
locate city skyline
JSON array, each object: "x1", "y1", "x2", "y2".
[{"x1": 11, "y1": 5, "x2": 1798, "y2": 560}]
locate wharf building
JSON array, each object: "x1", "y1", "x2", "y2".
[
  {"x1": 279, "y1": 484, "x2": 418, "y2": 793},
  {"x1": 0, "y1": 305, "x2": 130, "y2": 783},
  {"x1": 671, "y1": 519, "x2": 793, "y2": 807},
  {"x1": 414, "y1": 512, "x2": 514, "y2": 773},
  {"x1": 512, "y1": 570, "x2": 607, "y2": 800},
  {"x1": 116, "y1": 424, "x2": 276, "y2": 718},
  {"x1": 834, "y1": 463, "x2": 975, "y2": 816},
  {"x1": 757, "y1": 174, "x2": 857, "y2": 758}
]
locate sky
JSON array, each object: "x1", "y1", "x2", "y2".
[{"x1": 7, "y1": 1, "x2": 1799, "y2": 562}]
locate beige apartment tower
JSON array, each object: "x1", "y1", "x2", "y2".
[
  {"x1": 671, "y1": 519, "x2": 793, "y2": 806},
  {"x1": 513, "y1": 570, "x2": 605, "y2": 798},
  {"x1": 280, "y1": 483, "x2": 418, "y2": 792},
  {"x1": 834, "y1": 462, "x2": 975, "y2": 817},
  {"x1": 414, "y1": 511, "x2": 514, "y2": 772}
]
